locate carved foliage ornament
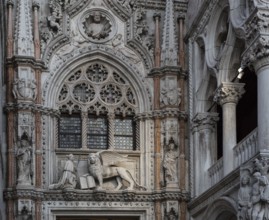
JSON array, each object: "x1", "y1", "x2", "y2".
[{"x1": 214, "y1": 82, "x2": 245, "y2": 105}]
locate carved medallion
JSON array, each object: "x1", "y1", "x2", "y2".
[{"x1": 80, "y1": 10, "x2": 117, "y2": 43}]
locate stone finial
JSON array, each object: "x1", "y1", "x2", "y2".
[
  {"x1": 214, "y1": 82, "x2": 245, "y2": 105},
  {"x1": 160, "y1": 0, "x2": 178, "y2": 67}
]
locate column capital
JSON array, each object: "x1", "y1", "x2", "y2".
[
  {"x1": 7, "y1": 0, "x2": 14, "y2": 7},
  {"x1": 192, "y1": 112, "x2": 219, "y2": 132},
  {"x1": 242, "y1": 5, "x2": 269, "y2": 71},
  {"x1": 153, "y1": 13, "x2": 161, "y2": 20},
  {"x1": 214, "y1": 82, "x2": 245, "y2": 106},
  {"x1": 32, "y1": 1, "x2": 40, "y2": 10}
]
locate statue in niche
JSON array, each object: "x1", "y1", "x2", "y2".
[
  {"x1": 16, "y1": 133, "x2": 33, "y2": 186},
  {"x1": 87, "y1": 151, "x2": 146, "y2": 190},
  {"x1": 238, "y1": 175, "x2": 252, "y2": 220},
  {"x1": 49, "y1": 154, "x2": 77, "y2": 189},
  {"x1": 84, "y1": 11, "x2": 111, "y2": 40},
  {"x1": 112, "y1": 34, "x2": 140, "y2": 63},
  {"x1": 13, "y1": 78, "x2": 37, "y2": 100},
  {"x1": 163, "y1": 138, "x2": 178, "y2": 183}
]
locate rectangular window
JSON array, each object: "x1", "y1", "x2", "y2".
[
  {"x1": 59, "y1": 115, "x2": 81, "y2": 148},
  {"x1": 87, "y1": 116, "x2": 108, "y2": 149},
  {"x1": 114, "y1": 118, "x2": 134, "y2": 150}
]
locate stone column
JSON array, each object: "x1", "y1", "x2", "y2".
[
  {"x1": 214, "y1": 82, "x2": 245, "y2": 175},
  {"x1": 192, "y1": 112, "x2": 219, "y2": 195},
  {"x1": 256, "y1": 62, "x2": 269, "y2": 151},
  {"x1": 81, "y1": 112, "x2": 88, "y2": 149},
  {"x1": 6, "y1": 0, "x2": 14, "y2": 58},
  {"x1": 108, "y1": 113, "x2": 115, "y2": 149}
]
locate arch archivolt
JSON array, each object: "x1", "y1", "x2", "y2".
[{"x1": 202, "y1": 196, "x2": 237, "y2": 220}]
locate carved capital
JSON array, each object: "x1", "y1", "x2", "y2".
[
  {"x1": 192, "y1": 112, "x2": 219, "y2": 132},
  {"x1": 242, "y1": 6, "x2": 269, "y2": 70},
  {"x1": 7, "y1": 0, "x2": 14, "y2": 7},
  {"x1": 32, "y1": 1, "x2": 40, "y2": 10},
  {"x1": 214, "y1": 82, "x2": 245, "y2": 105},
  {"x1": 153, "y1": 13, "x2": 161, "y2": 20}
]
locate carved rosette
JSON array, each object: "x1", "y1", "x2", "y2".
[
  {"x1": 79, "y1": 9, "x2": 116, "y2": 43},
  {"x1": 192, "y1": 112, "x2": 219, "y2": 132},
  {"x1": 214, "y1": 82, "x2": 245, "y2": 106}
]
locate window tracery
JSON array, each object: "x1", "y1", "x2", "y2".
[{"x1": 57, "y1": 62, "x2": 138, "y2": 150}]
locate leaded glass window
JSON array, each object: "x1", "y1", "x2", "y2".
[
  {"x1": 114, "y1": 118, "x2": 135, "y2": 150},
  {"x1": 87, "y1": 116, "x2": 108, "y2": 149},
  {"x1": 59, "y1": 115, "x2": 81, "y2": 148}
]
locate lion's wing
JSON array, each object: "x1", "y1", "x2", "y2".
[{"x1": 99, "y1": 150, "x2": 134, "y2": 167}]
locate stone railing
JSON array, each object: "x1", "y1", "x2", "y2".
[
  {"x1": 233, "y1": 128, "x2": 258, "y2": 168},
  {"x1": 208, "y1": 157, "x2": 223, "y2": 186}
]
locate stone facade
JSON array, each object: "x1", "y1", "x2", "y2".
[{"x1": 1, "y1": 0, "x2": 268, "y2": 219}]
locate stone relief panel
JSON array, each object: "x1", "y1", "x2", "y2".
[
  {"x1": 13, "y1": 67, "x2": 37, "y2": 102},
  {"x1": 49, "y1": 152, "x2": 142, "y2": 191},
  {"x1": 160, "y1": 76, "x2": 181, "y2": 107},
  {"x1": 18, "y1": 112, "x2": 35, "y2": 139}
]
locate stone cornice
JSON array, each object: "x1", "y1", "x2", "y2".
[
  {"x1": 135, "y1": 110, "x2": 188, "y2": 120},
  {"x1": 214, "y1": 82, "x2": 245, "y2": 106},
  {"x1": 4, "y1": 188, "x2": 190, "y2": 202},
  {"x1": 192, "y1": 112, "x2": 219, "y2": 132},
  {"x1": 148, "y1": 66, "x2": 186, "y2": 78},
  {"x1": 6, "y1": 55, "x2": 46, "y2": 70},
  {"x1": 5, "y1": 103, "x2": 60, "y2": 117}
]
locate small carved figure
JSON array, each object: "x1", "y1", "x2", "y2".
[
  {"x1": 238, "y1": 175, "x2": 252, "y2": 220},
  {"x1": 112, "y1": 34, "x2": 140, "y2": 63},
  {"x1": 49, "y1": 154, "x2": 77, "y2": 189},
  {"x1": 16, "y1": 133, "x2": 32, "y2": 186},
  {"x1": 118, "y1": 0, "x2": 136, "y2": 13},
  {"x1": 85, "y1": 11, "x2": 111, "y2": 40},
  {"x1": 88, "y1": 151, "x2": 146, "y2": 190},
  {"x1": 163, "y1": 138, "x2": 178, "y2": 183},
  {"x1": 47, "y1": 0, "x2": 62, "y2": 32}
]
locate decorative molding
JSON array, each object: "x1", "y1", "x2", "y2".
[{"x1": 214, "y1": 82, "x2": 245, "y2": 106}]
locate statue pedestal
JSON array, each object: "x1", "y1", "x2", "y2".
[{"x1": 166, "y1": 182, "x2": 179, "y2": 189}]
